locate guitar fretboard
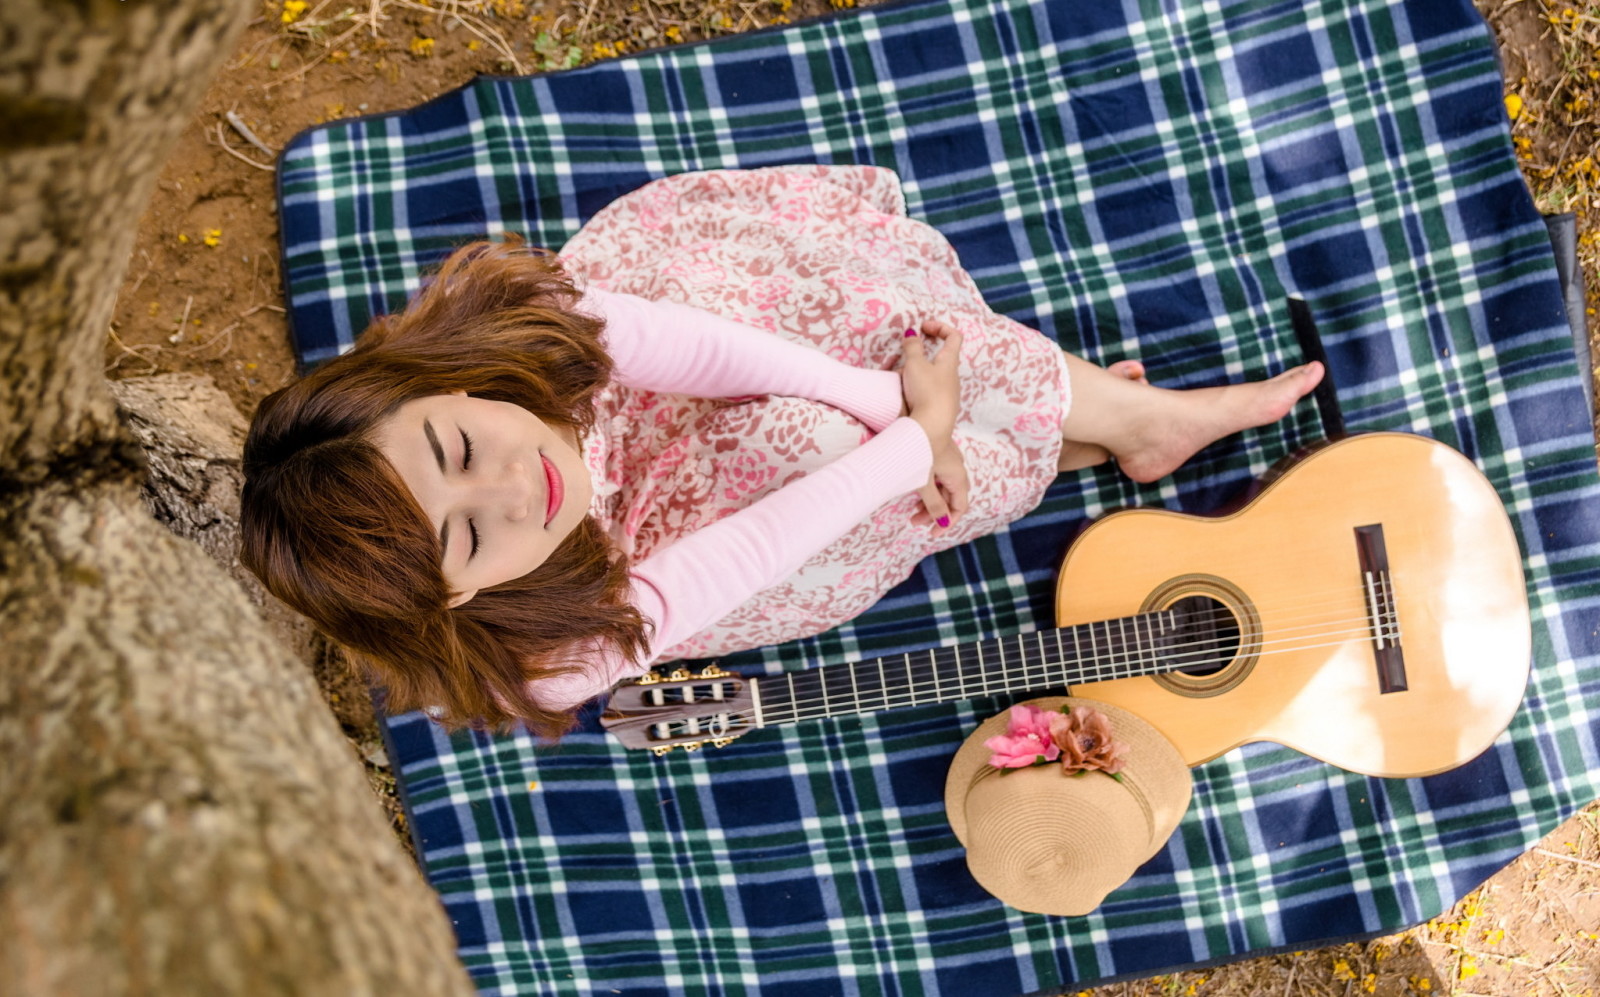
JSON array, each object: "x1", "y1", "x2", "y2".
[{"x1": 757, "y1": 608, "x2": 1188, "y2": 727}]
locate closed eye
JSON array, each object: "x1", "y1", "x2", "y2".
[
  {"x1": 468, "y1": 520, "x2": 481, "y2": 559},
  {"x1": 459, "y1": 429, "x2": 475, "y2": 470}
]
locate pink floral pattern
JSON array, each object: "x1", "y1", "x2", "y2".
[{"x1": 558, "y1": 166, "x2": 1070, "y2": 660}]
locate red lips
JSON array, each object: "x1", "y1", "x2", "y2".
[{"x1": 541, "y1": 453, "x2": 563, "y2": 526}]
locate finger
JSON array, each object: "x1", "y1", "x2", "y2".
[
  {"x1": 900, "y1": 326, "x2": 927, "y2": 365},
  {"x1": 934, "y1": 466, "x2": 970, "y2": 523},
  {"x1": 931, "y1": 328, "x2": 964, "y2": 366},
  {"x1": 945, "y1": 467, "x2": 971, "y2": 519},
  {"x1": 915, "y1": 479, "x2": 951, "y2": 533}
]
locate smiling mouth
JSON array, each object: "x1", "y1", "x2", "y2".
[{"x1": 541, "y1": 453, "x2": 563, "y2": 526}]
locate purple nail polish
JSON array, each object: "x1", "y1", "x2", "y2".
[
  {"x1": 904, "y1": 328, "x2": 918, "y2": 338},
  {"x1": 937, "y1": 514, "x2": 950, "y2": 528}
]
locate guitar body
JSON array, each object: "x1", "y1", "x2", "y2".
[{"x1": 1056, "y1": 433, "x2": 1531, "y2": 777}]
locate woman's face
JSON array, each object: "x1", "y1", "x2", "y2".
[{"x1": 374, "y1": 393, "x2": 592, "y2": 607}]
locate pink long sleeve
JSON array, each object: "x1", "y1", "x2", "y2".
[
  {"x1": 530, "y1": 419, "x2": 933, "y2": 710},
  {"x1": 580, "y1": 287, "x2": 904, "y2": 432}
]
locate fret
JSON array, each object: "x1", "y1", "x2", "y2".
[
  {"x1": 900, "y1": 652, "x2": 915, "y2": 711},
  {"x1": 824, "y1": 664, "x2": 860, "y2": 718},
  {"x1": 877, "y1": 656, "x2": 889, "y2": 713},
  {"x1": 850, "y1": 656, "x2": 885, "y2": 717},
  {"x1": 1014, "y1": 633, "x2": 1027, "y2": 691},
  {"x1": 1034, "y1": 632, "x2": 1047, "y2": 691},
  {"x1": 934, "y1": 645, "x2": 945, "y2": 702},
  {"x1": 784, "y1": 671, "x2": 799, "y2": 725},
  {"x1": 787, "y1": 668, "x2": 824, "y2": 723},
  {"x1": 848, "y1": 660, "x2": 860, "y2": 712},
  {"x1": 907, "y1": 648, "x2": 935, "y2": 708}
]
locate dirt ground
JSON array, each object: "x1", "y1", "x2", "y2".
[{"x1": 107, "y1": 0, "x2": 1600, "y2": 993}]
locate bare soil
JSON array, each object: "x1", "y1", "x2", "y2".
[{"x1": 108, "y1": 0, "x2": 1600, "y2": 993}]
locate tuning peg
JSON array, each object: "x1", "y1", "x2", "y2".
[
  {"x1": 697, "y1": 663, "x2": 730, "y2": 679},
  {"x1": 651, "y1": 745, "x2": 674, "y2": 757},
  {"x1": 669, "y1": 667, "x2": 692, "y2": 681},
  {"x1": 711, "y1": 737, "x2": 735, "y2": 748},
  {"x1": 681, "y1": 741, "x2": 703, "y2": 752},
  {"x1": 637, "y1": 671, "x2": 662, "y2": 685}
]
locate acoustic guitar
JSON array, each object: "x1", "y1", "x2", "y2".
[{"x1": 601, "y1": 433, "x2": 1532, "y2": 778}]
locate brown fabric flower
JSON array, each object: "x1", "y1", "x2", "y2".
[{"x1": 1048, "y1": 706, "x2": 1128, "y2": 775}]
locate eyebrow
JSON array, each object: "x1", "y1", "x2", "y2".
[{"x1": 422, "y1": 418, "x2": 449, "y2": 553}]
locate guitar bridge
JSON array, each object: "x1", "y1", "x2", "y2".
[{"x1": 1354, "y1": 524, "x2": 1406, "y2": 693}]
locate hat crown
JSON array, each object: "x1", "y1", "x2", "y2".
[{"x1": 945, "y1": 698, "x2": 1193, "y2": 917}]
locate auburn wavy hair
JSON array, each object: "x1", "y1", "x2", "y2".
[{"x1": 240, "y1": 237, "x2": 649, "y2": 736}]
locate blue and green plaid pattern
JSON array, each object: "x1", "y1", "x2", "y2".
[{"x1": 277, "y1": 0, "x2": 1600, "y2": 992}]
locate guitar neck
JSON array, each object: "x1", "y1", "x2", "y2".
[{"x1": 752, "y1": 609, "x2": 1182, "y2": 727}]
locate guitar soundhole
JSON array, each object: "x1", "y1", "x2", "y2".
[
  {"x1": 1165, "y1": 595, "x2": 1240, "y2": 677},
  {"x1": 1139, "y1": 574, "x2": 1259, "y2": 698}
]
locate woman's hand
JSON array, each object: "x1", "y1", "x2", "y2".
[{"x1": 901, "y1": 319, "x2": 969, "y2": 536}]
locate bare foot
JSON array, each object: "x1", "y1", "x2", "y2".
[
  {"x1": 1111, "y1": 362, "x2": 1325, "y2": 483},
  {"x1": 1056, "y1": 360, "x2": 1147, "y2": 472}
]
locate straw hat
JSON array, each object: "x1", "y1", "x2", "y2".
[{"x1": 944, "y1": 697, "x2": 1193, "y2": 916}]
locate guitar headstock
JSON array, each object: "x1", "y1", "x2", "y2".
[{"x1": 600, "y1": 664, "x2": 758, "y2": 755}]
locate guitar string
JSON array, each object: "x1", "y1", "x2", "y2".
[
  {"x1": 655, "y1": 614, "x2": 1394, "y2": 733},
  {"x1": 649, "y1": 580, "x2": 1405, "y2": 734},
  {"x1": 768, "y1": 624, "x2": 1384, "y2": 721}
]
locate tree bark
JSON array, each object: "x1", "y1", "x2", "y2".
[
  {"x1": 109, "y1": 372, "x2": 319, "y2": 666},
  {"x1": 0, "y1": 3, "x2": 475, "y2": 994}
]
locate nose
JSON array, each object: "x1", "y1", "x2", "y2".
[{"x1": 495, "y1": 460, "x2": 535, "y2": 522}]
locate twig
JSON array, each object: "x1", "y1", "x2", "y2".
[
  {"x1": 225, "y1": 110, "x2": 276, "y2": 157},
  {"x1": 124, "y1": 250, "x2": 154, "y2": 299},
  {"x1": 215, "y1": 122, "x2": 276, "y2": 172},
  {"x1": 1457, "y1": 945, "x2": 1540, "y2": 968},
  {"x1": 263, "y1": 17, "x2": 370, "y2": 89},
  {"x1": 1534, "y1": 846, "x2": 1600, "y2": 870},
  {"x1": 169, "y1": 295, "x2": 194, "y2": 344},
  {"x1": 106, "y1": 326, "x2": 161, "y2": 375},
  {"x1": 180, "y1": 321, "x2": 239, "y2": 356},
  {"x1": 1281, "y1": 955, "x2": 1298, "y2": 996}
]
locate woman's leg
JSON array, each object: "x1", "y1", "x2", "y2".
[{"x1": 1057, "y1": 353, "x2": 1324, "y2": 481}]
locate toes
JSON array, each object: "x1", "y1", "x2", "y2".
[
  {"x1": 1107, "y1": 360, "x2": 1148, "y2": 384},
  {"x1": 1284, "y1": 361, "x2": 1325, "y2": 396}
]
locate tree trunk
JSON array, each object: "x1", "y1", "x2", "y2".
[{"x1": 0, "y1": 3, "x2": 475, "y2": 994}]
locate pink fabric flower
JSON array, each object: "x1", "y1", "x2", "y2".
[
  {"x1": 1049, "y1": 706, "x2": 1128, "y2": 775},
  {"x1": 984, "y1": 704, "x2": 1062, "y2": 768}
]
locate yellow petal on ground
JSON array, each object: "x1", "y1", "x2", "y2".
[{"x1": 1505, "y1": 93, "x2": 1523, "y2": 119}]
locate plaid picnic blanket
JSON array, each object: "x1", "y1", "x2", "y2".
[{"x1": 276, "y1": 0, "x2": 1600, "y2": 992}]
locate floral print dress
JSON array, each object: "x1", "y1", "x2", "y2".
[{"x1": 558, "y1": 166, "x2": 1070, "y2": 661}]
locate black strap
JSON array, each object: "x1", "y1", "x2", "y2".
[{"x1": 1287, "y1": 295, "x2": 1346, "y2": 441}]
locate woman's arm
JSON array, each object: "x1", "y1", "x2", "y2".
[
  {"x1": 581, "y1": 287, "x2": 904, "y2": 432},
  {"x1": 527, "y1": 418, "x2": 933, "y2": 710}
]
